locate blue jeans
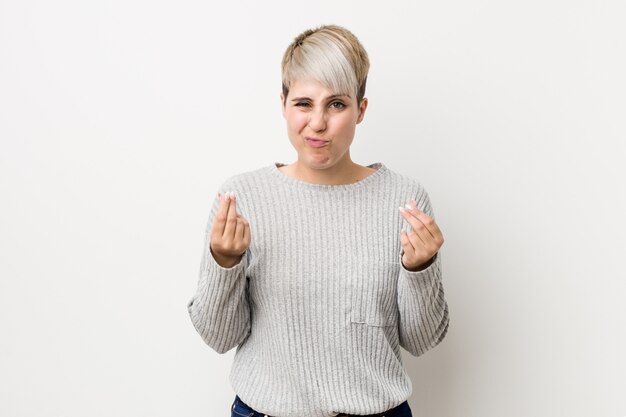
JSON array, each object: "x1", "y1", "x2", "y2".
[{"x1": 231, "y1": 395, "x2": 413, "y2": 417}]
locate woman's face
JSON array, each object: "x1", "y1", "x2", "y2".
[{"x1": 281, "y1": 78, "x2": 368, "y2": 171}]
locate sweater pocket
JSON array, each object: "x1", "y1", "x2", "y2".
[{"x1": 350, "y1": 261, "x2": 400, "y2": 327}]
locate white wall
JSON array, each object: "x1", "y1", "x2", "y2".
[{"x1": 1, "y1": 1, "x2": 624, "y2": 416}]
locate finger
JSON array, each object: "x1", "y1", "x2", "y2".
[
  {"x1": 411, "y1": 219, "x2": 435, "y2": 247},
  {"x1": 399, "y1": 206, "x2": 434, "y2": 245},
  {"x1": 402, "y1": 202, "x2": 441, "y2": 242},
  {"x1": 242, "y1": 218, "x2": 250, "y2": 245},
  {"x1": 409, "y1": 200, "x2": 443, "y2": 241},
  {"x1": 400, "y1": 230, "x2": 415, "y2": 253},
  {"x1": 407, "y1": 228, "x2": 426, "y2": 247},
  {"x1": 235, "y1": 215, "x2": 246, "y2": 242},
  {"x1": 212, "y1": 192, "x2": 231, "y2": 237},
  {"x1": 223, "y1": 191, "x2": 239, "y2": 238}
]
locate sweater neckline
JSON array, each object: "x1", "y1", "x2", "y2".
[{"x1": 269, "y1": 162, "x2": 387, "y2": 191}]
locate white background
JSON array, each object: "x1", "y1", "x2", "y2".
[{"x1": 1, "y1": 1, "x2": 624, "y2": 416}]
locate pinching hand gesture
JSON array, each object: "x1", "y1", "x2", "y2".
[
  {"x1": 210, "y1": 191, "x2": 251, "y2": 268},
  {"x1": 398, "y1": 199, "x2": 444, "y2": 271}
]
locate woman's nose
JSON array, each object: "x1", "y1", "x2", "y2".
[{"x1": 307, "y1": 108, "x2": 327, "y2": 132}]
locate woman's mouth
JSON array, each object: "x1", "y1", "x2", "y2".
[{"x1": 306, "y1": 138, "x2": 329, "y2": 148}]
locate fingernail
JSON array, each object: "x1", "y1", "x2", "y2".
[
  {"x1": 405, "y1": 203, "x2": 412, "y2": 210},
  {"x1": 399, "y1": 206, "x2": 406, "y2": 212}
]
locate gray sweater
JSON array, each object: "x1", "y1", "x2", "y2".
[{"x1": 187, "y1": 162, "x2": 450, "y2": 417}]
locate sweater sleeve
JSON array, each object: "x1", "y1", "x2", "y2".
[
  {"x1": 187, "y1": 187, "x2": 251, "y2": 354},
  {"x1": 396, "y1": 187, "x2": 450, "y2": 357}
]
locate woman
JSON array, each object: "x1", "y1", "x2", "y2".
[{"x1": 188, "y1": 24, "x2": 450, "y2": 417}]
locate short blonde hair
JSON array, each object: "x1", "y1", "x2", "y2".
[{"x1": 281, "y1": 24, "x2": 370, "y2": 104}]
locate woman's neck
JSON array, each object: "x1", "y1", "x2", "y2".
[{"x1": 278, "y1": 160, "x2": 376, "y2": 185}]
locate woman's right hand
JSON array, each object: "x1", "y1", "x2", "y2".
[{"x1": 209, "y1": 191, "x2": 251, "y2": 268}]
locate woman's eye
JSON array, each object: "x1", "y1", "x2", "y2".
[
  {"x1": 295, "y1": 102, "x2": 311, "y2": 107},
  {"x1": 330, "y1": 101, "x2": 345, "y2": 109}
]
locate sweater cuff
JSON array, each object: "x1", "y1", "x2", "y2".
[{"x1": 189, "y1": 249, "x2": 248, "y2": 311}]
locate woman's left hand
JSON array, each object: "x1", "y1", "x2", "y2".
[{"x1": 399, "y1": 199, "x2": 445, "y2": 271}]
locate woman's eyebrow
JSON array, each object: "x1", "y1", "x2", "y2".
[
  {"x1": 325, "y1": 94, "x2": 351, "y2": 101},
  {"x1": 290, "y1": 94, "x2": 351, "y2": 102}
]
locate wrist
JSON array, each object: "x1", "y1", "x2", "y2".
[
  {"x1": 403, "y1": 255, "x2": 435, "y2": 272},
  {"x1": 210, "y1": 246, "x2": 243, "y2": 268}
]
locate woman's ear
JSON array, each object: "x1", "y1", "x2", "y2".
[
  {"x1": 280, "y1": 92, "x2": 286, "y2": 118},
  {"x1": 356, "y1": 97, "x2": 368, "y2": 124}
]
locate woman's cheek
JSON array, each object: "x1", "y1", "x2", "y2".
[{"x1": 286, "y1": 110, "x2": 306, "y2": 130}]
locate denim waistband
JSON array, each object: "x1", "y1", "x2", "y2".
[{"x1": 233, "y1": 395, "x2": 411, "y2": 417}]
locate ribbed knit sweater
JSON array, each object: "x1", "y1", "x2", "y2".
[{"x1": 187, "y1": 162, "x2": 450, "y2": 417}]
